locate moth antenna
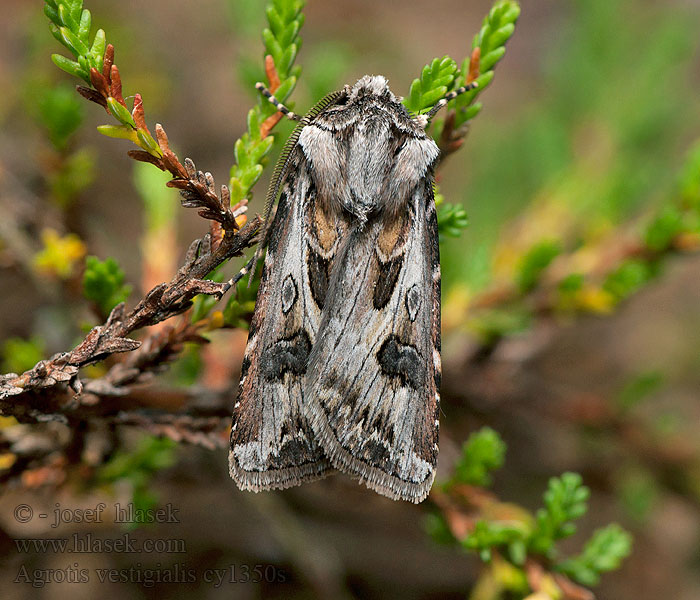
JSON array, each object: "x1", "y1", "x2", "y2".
[
  {"x1": 249, "y1": 88, "x2": 346, "y2": 287},
  {"x1": 255, "y1": 82, "x2": 302, "y2": 122},
  {"x1": 421, "y1": 80, "x2": 479, "y2": 124},
  {"x1": 220, "y1": 254, "x2": 257, "y2": 296}
]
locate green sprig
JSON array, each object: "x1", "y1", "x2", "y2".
[
  {"x1": 529, "y1": 472, "x2": 590, "y2": 556},
  {"x1": 405, "y1": 1, "x2": 519, "y2": 244},
  {"x1": 435, "y1": 188, "x2": 469, "y2": 238},
  {"x1": 451, "y1": 0, "x2": 520, "y2": 127},
  {"x1": 603, "y1": 258, "x2": 659, "y2": 302},
  {"x1": 228, "y1": 0, "x2": 305, "y2": 205},
  {"x1": 557, "y1": 524, "x2": 633, "y2": 586},
  {"x1": 82, "y1": 256, "x2": 132, "y2": 317},
  {"x1": 223, "y1": 272, "x2": 260, "y2": 328},
  {"x1": 451, "y1": 427, "x2": 507, "y2": 487},
  {"x1": 463, "y1": 519, "x2": 529, "y2": 564},
  {"x1": 438, "y1": 202, "x2": 470, "y2": 238},
  {"x1": 404, "y1": 56, "x2": 458, "y2": 115},
  {"x1": 405, "y1": 1, "x2": 519, "y2": 129},
  {"x1": 405, "y1": 0, "x2": 519, "y2": 120},
  {"x1": 224, "y1": 0, "x2": 305, "y2": 322},
  {"x1": 430, "y1": 426, "x2": 632, "y2": 594},
  {"x1": 45, "y1": 2, "x2": 162, "y2": 159},
  {"x1": 44, "y1": 0, "x2": 106, "y2": 84},
  {"x1": 516, "y1": 240, "x2": 561, "y2": 293}
]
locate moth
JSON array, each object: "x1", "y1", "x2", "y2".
[{"x1": 229, "y1": 75, "x2": 477, "y2": 503}]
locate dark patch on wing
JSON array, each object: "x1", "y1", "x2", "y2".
[
  {"x1": 373, "y1": 254, "x2": 403, "y2": 309},
  {"x1": 281, "y1": 274, "x2": 298, "y2": 314},
  {"x1": 319, "y1": 369, "x2": 361, "y2": 415},
  {"x1": 266, "y1": 187, "x2": 291, "y2": 255},
  {"x1": 280, "y1": 420, "x2": 290, "y2": 441},
  {"x1": 240, "y1": 355, "x2": 251, "y2": 380},
  {"x1": 346, "y1": 387, "x2": 361, "y2": 410},
  {"x1": 405, "y1": 284, "x2": 422, "y2": 321},
  {"x1": 376, "y1": 335, "x2": 425, "y2": 390},
  {"x1": 370, "y1": 411, "x2": 394, "y2": 445},
  {"x1": 359, "y1": 405, "x2": 370, "y2": 426},
  {"x1": 270, "y1": 440, "x2": 308, "y2": 468},
  {"x1": 247, "y1": 316, "x2": 258, "y2": 339},
  {"x1": 307, "y1": 248, "x2": 331, "y2": 309},
  {"x1": 271, "y1": 416, "x2": 325, "y2": 469},
  {"x1": 362, "y1": 439, "x2": 391, "y2": 467},
  {"x1": 260, "y1": 330, "x2": 312, "y2": 381},
  {"x1": 321, "y1": 368, "x2": 338, "y2": 389}
]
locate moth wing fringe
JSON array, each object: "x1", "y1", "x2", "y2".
[
  {"x1": 228, "y1": 453, "x2": 333, "y2": 492},
  {"x1": 306, "y1": 409, "x2": 434, "y2": 503}
]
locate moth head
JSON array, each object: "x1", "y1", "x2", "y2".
[{"x1": 347, "y1": 75, "x2": 398, "y2": 104}]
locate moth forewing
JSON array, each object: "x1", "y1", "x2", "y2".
[
  {"x1": 304, "y1": 179, "x2": 441, "y2": 503},
  {"x1": 229, "y1": 152, "x2": 334, "y2": 491}
]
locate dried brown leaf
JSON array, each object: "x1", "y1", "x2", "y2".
[
  {"x1": 89, "y1": 67, "x2": 110, "y2": 98},
  {"x1": 128, "y1": 150, "x2": 165, "y2": 169},
  {"x1": 467, "y1": 47, "x2": 481, "y2": 84},
  {"x1": 261, "y1": 112, "x2": 284, "y2": 138},
  {"x1": 76, "y1": 85, "x2": 108, "y2": 109},
  {"x1": 132, "y1": 93, "x2": 148, "y2": 132},
  {"x1": 264, "y1": 54, "x2": 281, "y2": 93},
  {"x1": 102, "y1": 44, "x2": 114, "y2": 80},
  {"x1": 109, "y1": 64, "x2": 125, "y2": 106}
]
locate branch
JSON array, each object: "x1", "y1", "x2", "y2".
[
  {"x1": 457, "y1": 203, "x2": 700, "y2": 355},
  {"x1": 0, "y1": 216, "x2": 260, "y2": 409},
  {"x1": 1, "y1": 7, "x2": 274, "y2": 413},
  {"x1": 111, "y1": 412, "x2": 229, "y2": 451}
]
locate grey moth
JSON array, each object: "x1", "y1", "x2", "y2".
[{"x1": 229, "y1": 75, "x2": 475, "y2": 503}]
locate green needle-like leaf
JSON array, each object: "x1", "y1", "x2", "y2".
[
  {"x1": 558, "y1": 524, "x2": 633, "y2": 586},
  {"x1": 82, "y1": 256, "x2": 132, "y2": 316}
]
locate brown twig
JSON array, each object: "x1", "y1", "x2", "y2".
[
  {"x1": 0, "y1": 215, "x2": 260, "y2": 411},
  {"x1": 80, "y1": 319, "x2": 210, "y2": 399},
  {"x1": 0, "y1": 37, "x2": 266, "y2": 416},
  {"x1": 111, "y1": 412, "x2": 229, "y2": 451},
  {"x1": 79, "y1": 44, "x2": 245, "y2": 234}
]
